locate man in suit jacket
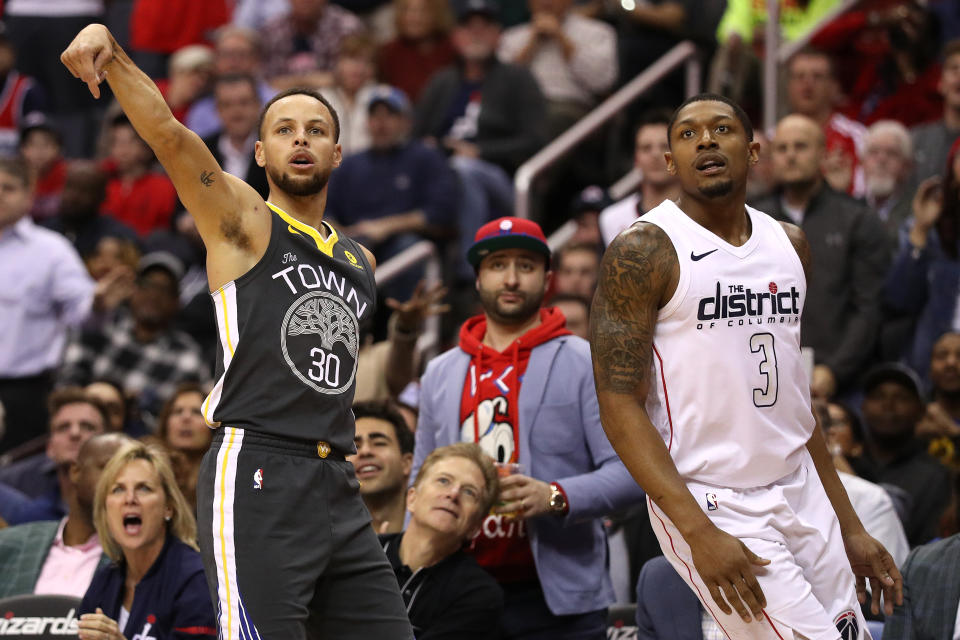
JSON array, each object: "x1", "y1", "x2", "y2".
[
  {"x1": 201, "y1": 73, "x2": 269, "y2": 199},
  {"x1": 414, "y1": 217, "x2": 645, "y2": 640},
  {"x1": 0, "y1": 433, "x2": 128, "y2": 598},
  {"x1": 883, "y1": 534, "x2": 960, "y2": 638}
]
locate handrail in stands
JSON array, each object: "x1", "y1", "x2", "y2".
[
  {"x1": 373, "y1": 240, "x2": 442, "y2": 362},
  {"x1": 513, "y1": 40, "x2": 702, "y2": 219}
]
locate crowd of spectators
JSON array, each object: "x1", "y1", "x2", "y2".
[{"x1": 3, "y1": 0, "x2": 960, "y2": 638}]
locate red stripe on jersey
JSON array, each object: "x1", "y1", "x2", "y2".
[
  {"x1": 652, "y1": 345, "x2": 674, "y2": 451},
  {"x1": 175, "y1": 627, "x2": 217, "y2": 636},
  {"x1": 648, "y1": 497, "x2": 733, "y2": 640},
  {"x1": 762, "y1": 611, "x2": 787, "y2": 640}
]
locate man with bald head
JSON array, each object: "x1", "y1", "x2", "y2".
[
  {"x1": 0, "y1": 432, "x2": 130, "y2": 598},
  {"x1": 752, "y1": 115, "x2": 889, "y2": 399}
]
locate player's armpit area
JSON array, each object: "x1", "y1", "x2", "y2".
[
  {"x1": 779, "y1": 221, "x2": 812, "y2": 282},
  {"x1": 589, "y1": 223, "x2": 678, "y2": 396}
]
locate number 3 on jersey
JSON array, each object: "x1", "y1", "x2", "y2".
[{"x1": 750, "y1": 333, "x2": 778, "y2": 407}]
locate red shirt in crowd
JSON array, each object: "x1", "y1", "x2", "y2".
[
  {"x1": 378, "y1": 36, "x2": 456, "y2": 103},
  {"x1": 130, "y1": 0, "x2": 229, "y2": 54},
  {"x1": 100, "y1": 160, "x2": 178, "y2": 237},
  {"x1": 458, "y1": 308, "x2": 571, "y2": 583}
]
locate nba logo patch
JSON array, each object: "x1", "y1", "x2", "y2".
[
  {"x1": 834, "y1": 610, "x2": 859, "y2": 640},
  {"x1": 705, "y1": 493, "x2": 718, "y2": 511},
  {"x1": 253, "y1": 468, "x2": 263, "y2": 490}
]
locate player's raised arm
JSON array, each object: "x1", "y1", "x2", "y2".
[
  {"x1": 590, "y1": 223, "x2": 769, "y2": 624},
  {"x1": 61, "y1": 25, "x2": 265, "y2": 261}
]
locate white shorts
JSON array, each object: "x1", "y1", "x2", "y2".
[{"x1": 649, "y1": 454, "x2": 870, "y2": 640}]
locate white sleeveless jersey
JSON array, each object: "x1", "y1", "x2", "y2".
[{"x1": 641, "y1": 199, "x2": 815, "y2": 488}]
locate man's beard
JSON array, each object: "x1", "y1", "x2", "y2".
[
  {"x1": 698, "y1": 177, "x2": 734, "y2": 198},
  {"x1": 865, "y1": 174, "x2": 897, "y2": 200},
  {"x1": 479, "y1": 287, "x2": 545, "y2": 325},
  {"x1": 268, "y1": 165, "x2": 331, "y2": 197}
]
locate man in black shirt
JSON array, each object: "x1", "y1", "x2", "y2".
[{"x1": 381, "y1": 443, "x2": 503, "y2": 639}]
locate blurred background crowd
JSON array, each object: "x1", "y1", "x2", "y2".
[{"x1": 3, "y1": 0, "x2": 960, "y2": 637}]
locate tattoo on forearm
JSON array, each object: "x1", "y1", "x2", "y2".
[
  {"x1": 200, "y1": 170, "x2": 215, "y2": 187},
  {"x1": 590, "y1": 225, "x2": 674, "y2": 395}
]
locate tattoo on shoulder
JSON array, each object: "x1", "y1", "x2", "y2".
[
  {"x1": 200, "y1": 170, "x2": 215, "y2": 187},
  {"x1": 589, "y1": 223, "x2": 676, "y2": 395}
]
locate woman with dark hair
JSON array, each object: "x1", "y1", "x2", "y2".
[
  {"x1": 884, "y1": 136, "x2": 960, "y2": 383},
  {"x1": 152, "y1": 383, "x2": 211, "y2": 513},
  {"x1": 377, "y1": 0, "x2": 456, "y2": 102}
]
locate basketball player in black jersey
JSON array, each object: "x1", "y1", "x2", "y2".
[{"x1": 62, "y1": 25, "x2": 413, "y2": 640}]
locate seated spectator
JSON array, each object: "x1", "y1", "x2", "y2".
[
  {"x1": 566, "y1": 185, "x2": 609, "y2": 247},
  {"x1": 153, "y1": 383, "x2": 211, "y2": 513},
  {"x1": 911, "y1": 40, "x2": 960, "y2": 187},
  {"x1": 0, "y1": 433, "x2": 129, "y2": 598},
  {"x1": 885, "y1": 139, "x2": 960, "y2": 379},
  {"x1": 42, "y1": 161, "x2": 139, "y2": 261},
  {"x1": 260, "y1": 0, "x2": 366, "y2": 90},
  {"x1": 83, "y1": 235, "x2": 141, "y2": 326},
  {"x1": 380, "y1": 443, "x2": 503, "y2": 639},
  {"x1": 0, "y1": 22, "x2": 47, "y2": 158},
  {"x1": 861, "y1": 120, "x2": 915, "y2": 252},
  {"x1": 415, "y1": 0, "x2": 546, "y2": 277},
  {"x1": 882, "y1": 473, "x2": 960, "y2": 639},
  {"x1": 552, "y1": 241, "x2": 600, "y2": 299},
  {"x1": 347, "y1": 401, "x2": 414, "y2": 534},
  {"x1": 156, "y1": 45, "x2": 215, "y2": 125},
  {"x1": 824, "y1": 401, "x2": 875, "y2": 481},
  {"x1": 378, "y1": 0, "x2": 456, "y2": 102},
  {"x1": 79, "y1": 441, "x2": 216, "y2": 640},
  {"x1": 0, "y1": 157, "x2": 95, "y2": 453},
  {"x1": 0, "y1": 388, "x2": 108, "y2": 517},
  {"x1": 549, "y1": 292, "x2": 589, "y2": 340},
  {"x1": 785, "y1": 47, "x2": 866, "y2": 197},
  {"x1": 916, "y1": 332, "x2": 960, "y2": 470},
  {"x1": 85, "y1": 380, "x2": 130, "y2": 434},
  {"x1": 752, "y1": 114, "x2": 888, "y2": 399},
  {"x1": 202, "y1": 74, "x2": 269, "y2": 199},
  {"x1": 326, "y1": 86, "x2": 457, "y2": 299},
  {"x1": 860, "y1": 363, "x2": 951, "y2": 546},
  {"x1": 634, "y1": 555, "x2": 703, "y2": 640},
  {"x1": 320, "y1": 34, "x2": 379, "y2": 156},
  {"x1": 498, "y1": 0, "x2": 616, "y2": 138},
  {"x1": 100, "y1": 115, "x2": 179, "y2": 238},
  {"x1": 186, "y1": 26, "x2": 277, "y2": 139},
  {"x1": 58, "y1": 252, "x2": 209, "y2": 424},
  {"x1": 598, "y1": 110, "x2": 678, "y2": 246},
  {"x1": 18, "y1": 113, "x2": 65, "y2": 221},
  {"x1": 842, "y1": 2, "x2": 942, "y2": 127}
]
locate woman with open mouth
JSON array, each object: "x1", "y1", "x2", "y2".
[{"x1": 76, "y1": 441, "x2": 215, "y2": 640}]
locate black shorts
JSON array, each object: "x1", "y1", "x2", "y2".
[{"x1": 197, "y1": 427, "x2": 413, "y2": 640}]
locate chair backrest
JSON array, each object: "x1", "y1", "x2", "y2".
[{"x1": 607, "y1": 603, "x2": 639, "y2": 640}]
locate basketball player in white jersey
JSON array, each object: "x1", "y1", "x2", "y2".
[{"x1": 590, "y1": 94, "x2": 902, "y2": 640}]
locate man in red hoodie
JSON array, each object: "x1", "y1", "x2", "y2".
[{"x1": 413, "y1": 216, "x2": 645, "y2": 640}]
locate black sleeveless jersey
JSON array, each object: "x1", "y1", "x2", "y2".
[{"x1": 201, "y1": 202, "x2": 376, "y2": 453}]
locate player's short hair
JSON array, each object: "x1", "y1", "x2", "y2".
[
  {"x1": 48, "y1": 387, "x2": 109, "y2": 433},
  {"x1": 352, "y1": 400, "x2": 414, "y2": 455},
  {"x1": 413, "y1": 443, "x2": 499, "y2": 520},
  {"x1": 667, "y1": 93, "x2": 754, "y2": 149},
  {"x1": 258, "y1": 87, "x2": 341, "y2": 143},
  {"x1": 0, "y1": 156, "x2": 30, "y2": 187}
]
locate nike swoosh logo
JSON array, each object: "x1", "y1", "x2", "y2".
[{"x1": 691, "y1": 249, "x2": 718, "y2": 261}]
